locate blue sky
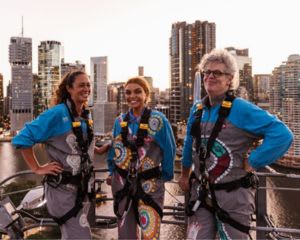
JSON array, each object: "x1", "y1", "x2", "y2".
[{"x1": 1, "y1": 0, "x2": 299, "y2": 93}]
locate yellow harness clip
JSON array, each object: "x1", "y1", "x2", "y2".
[
  {"x1": 120, "y1": 121, "x2": 128, "y2": 127},
  {"x1": 72, "y1": 121, "x2": 81, "y2": 128},
  {"x1": 222, "y1": 101, "x2": 232, "y2": 108},
  {"x1": 139, "y1": 123, "x2": 148, "y2": 130},
  {"x1": 88, "y1": 119, "x2": 93, "y2": 126}
]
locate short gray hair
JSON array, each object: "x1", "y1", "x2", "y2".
[{"x1": 198, "y1": 48, "x2": 239, "y2": 90}]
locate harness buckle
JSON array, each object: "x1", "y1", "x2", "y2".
[
  {"x1": 45, "y1": 173, "x2": 62, "y2": 188},
  {"x1": 127, "y1": 167, "x2": 137, "y2": 180},
  {"x1": 241, "y1": 173, "x2": 259, "y2": 189}
]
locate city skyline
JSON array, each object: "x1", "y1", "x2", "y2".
[{"x1": 1, "y1": 0, "x2": 300, "y2": 94}]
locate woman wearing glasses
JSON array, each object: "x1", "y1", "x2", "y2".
[
  {"x1": 106, "y1": 76, "x2": 176, "y2": 239},
  {"x1": 179, "y1": 49, "x2": 293, "y2": 239}
]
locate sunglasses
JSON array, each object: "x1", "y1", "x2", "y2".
[{"x1": 202, "y1": 70, "x2": 230, "y2": 78}]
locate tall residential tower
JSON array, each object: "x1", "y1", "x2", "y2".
[
  {"x1": 169, "y1": 20, "x2": 216, "y2": 124},
  {"x1": 9, "y1": 36, "x2": 33, "y2": 133},
  {"x1": 38, "y1": 40, "x2": 62, "y2": 113},
  {"x1": 90, "y1": 56, "x2": 116, "y2": 135},
  {"x1": 270, "y1": 54, "x2": 300, "y2": 166}
]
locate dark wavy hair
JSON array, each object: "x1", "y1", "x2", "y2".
[
  {"x1": 55, "y1": 70, "x2": 87, "y2": 104},
  {"x1": 55, "y1": 70, "x2": 88, "y2": 117}
]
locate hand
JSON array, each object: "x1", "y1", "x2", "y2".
[
  {"x1": 35, "y1": 162, "x2": 64, "y2": 176},
  {"x1": 178, "y1": 175, "x2": 190, "y2": 192},
  {"x1": 106, "y1": 175, "x2": 112, "y2": 186},
  {"x1": 95, "y1": 143, "x2": 111, "y2": 154}
]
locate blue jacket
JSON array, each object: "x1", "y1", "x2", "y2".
[{"x1": 12, "y1": 103, "x2": 94, "y2": 175}]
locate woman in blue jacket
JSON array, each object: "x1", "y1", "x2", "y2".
[
  {"x1": 178, "y1": 49, "x2": 293, "y2": 239},
  {"x1": 107, "y1": 76, "x2": 176, "y2": 239},
  {"x1": 12, "y1": 71, "x2": 96, "y2": 239}
]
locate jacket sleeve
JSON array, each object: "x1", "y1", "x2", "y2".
[
  {"x1": 232, "y1": 99, "x2": 294, "y2": 169},
  {"x1": 159, "y1": 114, "x2": 176, "y2": 181},
  {"x1": 182, "y1": 103, "x2": 198, "y2": 168},
  {"x1": 12, "y1": 106, "x2": 67, "y2": 148},
  {"x1": 106, "y1": 118, "x2": 119, "y2": 175}
]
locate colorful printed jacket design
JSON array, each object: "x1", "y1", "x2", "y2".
[{"x1": 107, "y1": 110, "x2": 176, "y2": 181}]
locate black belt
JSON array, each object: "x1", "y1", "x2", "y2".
[
  {"x1": 44, "y1": 169, "x2": 93, "y2": 226},
  {"x1": 211, "y1": 172, "x2": 259, "y2": 192},
  {"x1": 115, "y1": 165, "x2": 161, "y2": 180},
  {"x1": 113, "y1": 165, "x2": 163, "y2": 224},
  {"x1": 44, "y1": 171, "x2": 82, "y2": 188}
]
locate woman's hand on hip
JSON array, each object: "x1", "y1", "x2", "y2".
[{"x1": 35, "y1": 162, "x2": 64, "y2": 175}]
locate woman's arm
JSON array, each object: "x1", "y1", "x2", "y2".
[
  {"x1": 21, "y1": 148, "x2": 63, "y2": 175},
  {"x1": 94, "y1": 143, "x2": 111, "y2": 154}
]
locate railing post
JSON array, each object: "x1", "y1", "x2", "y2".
[
  {"x1": 256, "y1": 169, "x2": 267, "y2": 239},
  {"x1": 87, "y1": 172, "x2": 96, "y2": 228}
]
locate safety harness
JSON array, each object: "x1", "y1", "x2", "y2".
[
  {"x1": 187, "y1": 92, "x2": 259, "y2": 234},
  {"x1": 113, "y1": 108, "x2": 163, "y2": 225},
  {"x1": 44, "y1": 101, "x2": 94, "y2": 225}
]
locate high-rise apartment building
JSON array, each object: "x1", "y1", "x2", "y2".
[
  {"x1": 0, "y1": 73, "x2": 3, "y2": 118},
  {"x1": 4, "y1": 81, "x2": 12, "y2": 117},
  {"x1": 61, "y1": 60, "x2": 86, "y2": 78},
  {"x1": 32, "y1": 73, "x2": 40, "y2": 118},
  {"x1": 253, "y1": 74, "x2": 271, "y2": 103},
  {"x1": 253, "y1": 74, "x2": 271, "y2": 111},
  {"x1": 270, "y1": 54, "x2": 300, "y2": 166},
  {"x1": 169, "y1": 20, "x2": 216, "y2": 124},
  {"x1": 90, "y1": 56, "x2": 116, "y2": 135},
  {"x1": 38, "y1": 40, "x2": 62, "y2": 112},
  {"x1": 226, "y1": 47, "x2": 253, "y2": 101},
  {"x1": 9, "y1": 36, "x2": 33, "y2": 133},
  {"x1": 90, "y1": 56, "x2": 107, "y2": 105}
]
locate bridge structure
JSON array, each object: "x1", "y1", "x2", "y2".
[{"x1": 1, "y1": 165, "x2": 300, "y2": 239}]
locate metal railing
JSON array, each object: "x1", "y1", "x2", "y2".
[{"x1": 1, "y1": 166, "x2": 300, "y2": 239}]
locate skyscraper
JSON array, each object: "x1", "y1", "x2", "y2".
[
  {"x1": 253, "y1": 74, "x2": 271, "y2": 103},
  {"x1": 90, "y1": 56, "x2": 116, "y2": 135},
  {"x1": 169, "y1": 20, "x2": 216, "y2": 124},
  {"x1": 61, "y1": 60, "x2": 86, "y2": 78},
  {"x1": 90, "y1": 56, "x2": 108, "y2": 105},
  {"x1": 0, "y1": 73, "x2": 3, "y2": 118},
  {"x1": 226, "y1": 47, "x2": 253, "y2": 101},
  {"x1": 38, "y1": 40, "x2": 62, "y2": 112},
  {"x1": 9, "y1": 36, "x2": 33, "y2": 133},
  {"x1": 270, "y1": 54, "x2": 300, "y2": 166}
]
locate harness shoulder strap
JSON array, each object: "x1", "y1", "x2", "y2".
[
  {"x1": 206, "y1": 93, "x2": 235, "y2": 158},
  {"x1": 50, "y1": 102, "x2": 94, "y2": 225}
]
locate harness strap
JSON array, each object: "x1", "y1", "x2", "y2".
[
  {"x1": 210, "y1": 183, "x2": 251, "y2": 234},
  {"x1": 44, "y1": 171, "x2": 82, "y2": 188},
  {"x1": 188, "y1": 92, "x2": 252, "y2": 234},
  {"x1": 133, "y1": 184, "x2": 163, "y2": 224},
  {"x1": 44, "y1": 168, "x2": 93, "y2": 226},
  {"x1": 211, "y1": 172, "x2": 259, "y2": 192},
  {"x1": 52, "y1": 192, "x2": 83, "y2": 226},
  {"x1": 115, "y1": 108, "x2": 163, "y2": 223},
  {"x1": 113, "y1": 166, "x2": 163, "y2": 224}
]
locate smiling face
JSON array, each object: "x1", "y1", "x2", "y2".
[
  {"x1": 125, "y1": 83, "x2": 148, "y2": 116},
  {"x1": 203, "y1": 62, "x2": 233, "y2": 98},
  {"x1": 67, "y1": 73, "x2": 91, "y2": 105}
]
